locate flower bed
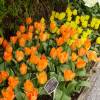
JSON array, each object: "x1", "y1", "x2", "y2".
[{"x1": 0, "y1": 6, "x2": 100, "y2": 100}]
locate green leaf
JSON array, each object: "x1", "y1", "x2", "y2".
[
  {"x1": 0, "y1": 28, "x2": 3, "y2": 37},
  {"x1": 61, "y1": 93, "x2": 71, "y2": 100},
  {"x1": 78, "y1": 81, "x2": 90, "y2": 87},
  {"x1": 8, "y1": 68, "x2": 15, "y2": 76},
  {"x1": 31, "y1": 64, "x2": 36, "y2": 71},
  {"x1": 76, "y1": 69, "x2": 86, "y2": 77},
  {"x1": 60, "y1": 64, "x2": 70, "y2": 72},
  {"x1": 65, "y1": 80, "x2": 77, "y2": 95},
  {"x1": 15, "y1": 91, "x2": 27, "y2": 100},
  {"x1": 48, "y1": 59, "x2": 55, "y2": 72},
  {"x1": 68, "y1": 60, "x2": 75, "y2": 71},
  {"x1": 54, "y1": 89, "x2": 71, "y2": 100},
  {"x1": 54, "y1": 89, "x2": 63, "y2": 100},
  {"x1": 24, "y1": 73, "x2": 31, "y2": 80},
  {"x1": 82, "y1": 56, "x2": 88, "y2": 62},
  {"x1": 26, "y1": 40, "x2": 32, "y2": 47},
  {"x1": 38, "y1": 86, "x2": 46, "y2": 95},
  {"x1": 49, "y1": 72, "x2": 57, "y2": 79},
  {"x1": 57, "y1": 73, "x2": 64, "y2": 81},
  {"x1": 0, "y1": 62, "x2": 5, "y2": 70},
  {"x1": 0, "y1": 57, "x2": 3, "y2": 63}
]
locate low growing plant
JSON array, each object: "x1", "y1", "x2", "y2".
[{"x1": 0, "y1": 6, "x2": 100, "y2": 100}]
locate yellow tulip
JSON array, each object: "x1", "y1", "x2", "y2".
[
  {"x1": 67, "y1": 39, "x2": 74, "y2": 45},
  {"x1": 80, "y1": 16, "x2": 85, "y2": 22},
  {"x1": 40, "y1": 17, "x2": 45, "y2": 24},
  {"x1": 66, "y1": 7, "x2": 71, "y2": 13},
  {"x1": 58, "y1": 12, "x2": 66, "y2": 20},
  {"x1": 82, "y1": 21, "x2": 88, "y2": 28},
  {"x1": 94, "y1": 23, "x2": 99, "y2": 29},
  {"x1": 50, "y1": 16, "x2": 54, "y2": 22},
  {"x1": 73, "y1": 9, "x2": 77, "y2": 15},
  {"x1": 75, "y1": 16, "x2": 80, "y2": 24},
  {"x1": 67, "y1": 16, "x2": 72, "y2": 22},
  {"x1": 55, "y1": 12, "x2": 59, "y2": 18},
  {"x1": 77, "y1": 27, "x2": 83, "y2": 34},
  {"x1": 85, "y1": 15, "x2": 90, "y2": 20},
  {"x1": 96, "y1": 37, "x2": 100, "y2": 44}
]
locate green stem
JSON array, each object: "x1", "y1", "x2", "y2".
[
  {"x1": 53, "y1": 90, "x2": 56, "y2": 100},
  {"x1": 12, "y1": 58, "x2": 17, "y2": 64}
]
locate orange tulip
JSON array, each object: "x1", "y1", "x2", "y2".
[
  {"x1": 34, "y1": 22, "x2": 38, "y2": 29},
  {"x1": 78, "y1": 47, "x2": 86, "y2": 56},
  {"x1": 41, "y1": 54, "x2": 47, "y2": 59},
  {"x1": 64, "y1": 69, "x2": 75, "y2": 81},
  {"x1": 2, "y1": 40, "x2": 8, "y2": 48},
  {"x1": 34, "y1": 22, "x2": 45, "y2": 32},
  {"x1": 19, "y1": 63, "x2": 27, "y2": 75},
  {"x1": 0, "y1": 74, "x2": 2, "y2": 83},
  {"x1": 76, "y1": 58, "x2": 86, "y2": 69},
  {"x1": 16, "y1": 31, "x2": 21, "y2": 38},
  {"x1": 70, "y1": 28, "x2": 77, "y2": 37},
  {"x1": 21, "y1": 33, "x2": 29, "y2": 40},
  {"x1": 29, "y1": 54, "x2": 39, "y2": 65},
  {"x1": 60, "y1": 25, "x2": 67, "y2": 35},
  {"x1": 24, "y1": 47, "x2": 31, "y2": 55},
  {"x1": 26, "y1": 17, "x2": 32, "y2": 24},
  {"x1": 84, "y1": 39, "x2": 91, "y2": 50},
  {"x1": 18, "y1": 37, "x2": 26, "y2": 47},
  {"x1": 31, "y1": 46, "x2": 37, "y2": 54},
  {"x1": 1, "y1": 87, "x2": 15, "y2": 100},
  {"x1": 1, "y1": 71, "x2": 9, "y2": 80},
  {"x1": 56, "y1": 47, "x2": 63, "y2": 57},
  {"x1": 75, "y1": 39, "x2": 82, "y2": 48},
  {"x1": 87, "y1": 50, "x2": 97, "y2": 62},
  {"x1": 5, "y1": 44, "x2": 13, "y2": 53},
  {"x1": 10, "y1": 36, "x2": 17, "y2": 44},
  {"x1": 70, "y1": 42, "x2": 76, "y2": 51},
  {"x1": 39, "y1": 32, "x2": 48, "y2": 42},
  {"x1": 28, "y1": 25, "x2": 34, "y2": 32},
  {"x1": 27, "y1": 32, "x2": 33, "y2": 40},
  {"x1": 50, "y1": 47, "x2": 57, "y2": 59},
  {"x1": 3, "y1": 51, "x2": 12, "y2": 62},
  {"x1": 15, "y1": 50, "x2": 24, "y2": 62},
  {"x1": 37, "y1": 58, "x2": 48, "y2": 72},
  {"x1": 0, "y1": 37, "x2": 4, "y2": 45},
  {"x1": 60, "y1": 25, "x2": 71, "y2": 36},
  {"x1": 58, "y1": 52, "x2": 68, "y2": 64},
  {"x1": 37, "y1": 71, "x2": 47, "y2": 84},
  {"x1": 24, "y1": 80, "x2": 34, "y2": 92},
  {"x1": 62, "y1": 32, "x2": 70, "y2": 42},
  {"x1": 71, "y1": 52, "x2": 78, "y2": 61},
  {"x1": 8, "y1": 76, "x2": 19, "y2": 89},
  {"x1": 19, "y1": 25, "x2": 25, "y2": 33},
  {"x1": 56, "y1": 37, "x2": 64, "y2": 46},
  {"x1": 26, "y1": 88, "x2": 38, "y2": 100},
  {"x1": 50, "y1": 22, "x2": 56, "y2": 31}
]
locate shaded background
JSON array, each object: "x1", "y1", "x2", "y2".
[{"x1": 0, "y1": 0, "x2": 100, "y2": 39}]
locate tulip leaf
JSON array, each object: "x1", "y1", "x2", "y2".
[
  {"x1": 65, "y1": 80, "x2": 77, "y2": 95},
  {"x1": 68, "y1": 60, "x2": 75, "y2": 71},
  {"x1": 54, "y1": 88, "x2": 71, "y2": 100},
  {"x1": 15, "y1": 91, "x2": 27, "y2": 100},
  {"x1": 0, "y1": 62, "x2": 5, "y2": 70},
  {"x1": 57, "y1": 72, "x2": 64, "y2": 81},
  {"x1": 54, "y1": 89, "x2": 63, "y2": 100},
  {"x1": 61, "y1": 93, "x2": 71, "y2": 100},
  {"x1": 78, "y1": 80, "x2": 90, "y2": 87},
  {"x1": 76, "y1": 69, "x2": 86, "y2": 77}
]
